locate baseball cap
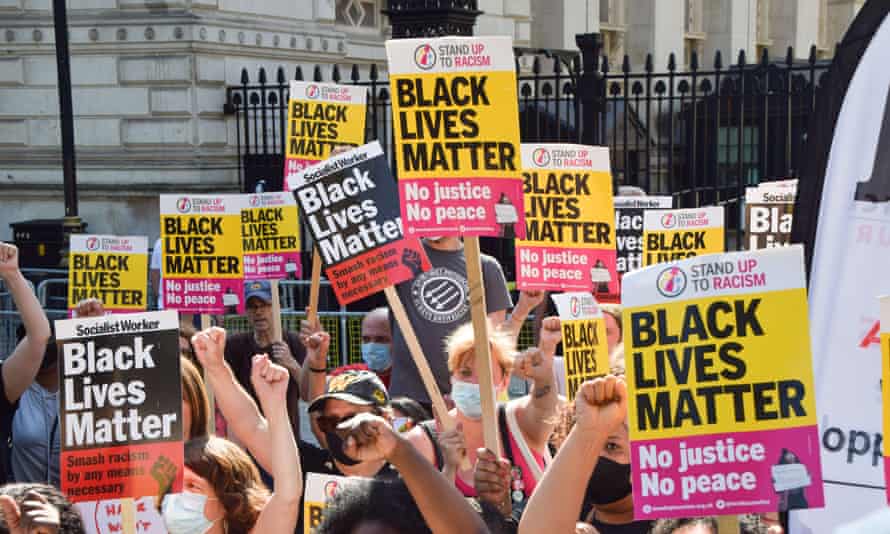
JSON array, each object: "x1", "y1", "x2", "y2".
[
  {"x1": 244, "y1": 280, "x2": 273, "y2": 304},
  {"x1": 308, "y1": 370, "x2": 390, "y2": 413}
]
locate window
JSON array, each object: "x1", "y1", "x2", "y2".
[
  {"x1": 684, "y1": 0, "x2": 703, "y2": 34},
  {"x1": 599, "y1": 0, "x2": 626, "y2": 68},
  {"x1": 599, "y1": 0, "x2": 625, "y2": 27},
  {"x1": 717, "y1": 126, "x2": 760, "y2": 186},
  {"x1": 816, "y1": 0, "x2": 831, "y2": 58},
  {"x1": 335, "y1": 0, "x2": 379, "y2": 30}
]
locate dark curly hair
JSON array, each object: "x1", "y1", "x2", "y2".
[
  {"x1": 184, "y1": 436, "x2": 270, "y2": 534},
  {"x1": 0, "y1": 483, "x2": 84, "y2": 534},
  {"x1": 317, "y1": 479, "x2": 432, "y2": 534}
]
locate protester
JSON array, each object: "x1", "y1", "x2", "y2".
[
  {"x1": 165, "y1": 342, "x2": 301, "y2": 534},
  {"x1": 518, "y1": 375, "x2": 650, "y2": 534},
  {"x1": 8, "y1": 327, "x2": 58, "y2": 486},
  {"x1": 388, "y1": 235, "x2": 516, "y2": 411},
  {"x1": 390, "y1": 397, "x2": 431, "y2": 434},
  {"x1": 194, "y1": 327, "x2": 399, "y2": 532},
  {"x1": 0, "y1": 483, "x2": 84, "y2": 534},
  {"x1": 332, "y1": 307, "x2": 393, "y2": 385},
  {"x1": 651, "y1": 517, "x2": 718, "y2": 534},
  {"x1": 0, "y1": 243, "x2": 52, "y2": 487},
  {"x1": 406, "y1": 317, "x2": 560, "y2": 515},
  {"x1": 300, "y1": 307, "x2": 394, "y2": 404},
  {"x1": 316, "y1": 412, "x2": 489, "y2": 534},
  {"x1": 179, "y1": 322, "x2": 198, "y2": 366},
  {"x1": 225, "y1": 280, "x2": 305, "y2": 437}
]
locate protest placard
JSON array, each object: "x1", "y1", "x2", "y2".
[
  {"x1": 881, "y1": 296, "x2": 890, "y2": 504},
  {"x1": 386, "y1": 36, "x2": 524, "y2": 238},
  {"x1": 642, "y1": 206, "x2": 724, "y2": 266},
  {"x1": 284, "y1": 81, "x2": 367, "y2": 191},
  {"x1": 292, "y1": 141, "x2": 430, "y2": 305},
  {"x1": 240, "y1": 192, "x2": 302, "y2": 280},
  {"x1": 160, "y1": 195, "x2": 244, "y2": 314},
  {"x1": 517, "y1": 144, "x2": 617, "y2": 293},
  {"x1": 55, "y1": 311, "x2": 183, "y2": 505},
  {"x1": 744, "y1": 180, "x2": 796, "y2": 250},
  {"x1": 622, "y1": 245, "x2": 824, "y2": 518},
  {"x1": 551, "y1": 292, "x2": 609, "y2": 400},
  {"x1": 75, "y1": 497, "x2": 165, "y2": 534},
  {"x1": 68, "y1": 235, "x2": 148, "y2": 314},
  {"x1": 303, "y1": 473, "x2": 363, "y2": 534},
  {"x1": 615, "y1": 196, "x2": 673, "y2": 276}
]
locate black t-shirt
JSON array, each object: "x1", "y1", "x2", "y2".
[
  {"x1": 224, "y1": 331, "x2": 305, "y2": 415},
  {"x1": 295, "y1": 440, "x2": 399, "y2": 533}
]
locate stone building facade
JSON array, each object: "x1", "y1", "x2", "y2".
[{"x1": 0, "y1": 0, "x2": 861, "y2": 244}]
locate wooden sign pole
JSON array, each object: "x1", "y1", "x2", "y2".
[
  {"x1": 120, "y1": 497, "x2": 136, "y2": 534},
  {"x1": 307, "y1": 249, "x2": 322, "y2": 326},
  {"x1": 464, "y1": 237, "x2": 501, "y2": 454},
  {"x1": 716, "y1": 515, "x2": 739, "y2": 533},
  {"x1": 200, "y1": 313, "x2": 216, "y2": 435},
  {"x1": 269, "y1": 279, "x2": 283, "y2": 343}
]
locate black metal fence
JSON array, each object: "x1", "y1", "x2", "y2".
[{"x1": 224, "y1": 35, "x2": 831, "y2": 266}]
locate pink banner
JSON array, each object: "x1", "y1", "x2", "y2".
[
  {"x1": 243, "y1": 251, "x2": 301, "y2": 280},
  {"x1": 515, "y1": 245, "x2": 617, "y2": 293},
  {"x1": 162, "y1": 278, "x2": 244, "y2": 314},
  {"x1": 631, "y1": 426, "x2": 824, "y2": 519},
  {"x1": 399, "y1": 178, "x2": 525, "y2": 238}
]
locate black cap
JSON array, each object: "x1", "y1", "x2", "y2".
[{"x1": 308, "y1": 370, "x2": 390, "y2": 413}]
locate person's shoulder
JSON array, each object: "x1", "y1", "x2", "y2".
[{"x1": 223, "y1": 332, "x2": 252, "y2": 357}]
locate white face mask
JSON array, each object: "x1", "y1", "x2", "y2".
[
  {"x1": 451, "y1": 380, "x2": 483, "y2": 419},
  {"x1": 162, "y1": 491, "x2": 218, "y2": 534}
]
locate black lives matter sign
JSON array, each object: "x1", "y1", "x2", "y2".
[
  {"x1": 293, "y1": 141, "x2": 430, "y2": 304},
  {"x1": 56, "y1": 311, "x2": 182, "y2": 503}
]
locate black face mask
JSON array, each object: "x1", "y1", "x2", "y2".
[
  {"x1": 585, "y1": 457, "x2": 632, "y2": 505},
  {"x1": 324, "y1": 432, "x2": 361, "y2": 467}
]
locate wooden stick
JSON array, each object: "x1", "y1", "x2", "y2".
[
  {"x1": 120, "y1": 497, "x2": 135, "y2": 534},
  {"x1": 200, "y1": 313, "x2": 216, "y2": 435},
  {"x1": 384, "y1": 286, "x2": 454, "y2": 429},
  {"x1": 384, "y1": 286, "x2": 470, "y2": 470},
  {"x1": 464, "y1": 237, "x2": 501, "y2": 454},
  {"x1": 270, "y1": 279, "x2": 283, "y2": 343},
  {"x1": 307, "y1": 249, "x2": 322, "y2": 326}
]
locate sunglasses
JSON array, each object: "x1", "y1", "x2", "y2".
[{"x1": 316, "y1": 414, "x2": 360, "y2": 434}]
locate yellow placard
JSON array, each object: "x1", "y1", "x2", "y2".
[
  {"x1": 642, "y1": 207, "x2": 724, "y2": 266},
  {"x1": 562, "y1": 317, "x2": 610, "y2": 400},
  {"x1": 67, "y1": 235, "x2": 148, "y2": 312},
  {"x1": 159, "y1": 197, "x2": 243, "y2": 280},
  {"x1": 285, "y1": 100, "x2": 366, "y2": 161},
  {"x1": 389, "y1": 70, "x2": 520, "y2": 180}
]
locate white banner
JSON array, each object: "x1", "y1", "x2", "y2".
[{"x1": 791, "y1": 11, "x2": 890, "y2": 534}]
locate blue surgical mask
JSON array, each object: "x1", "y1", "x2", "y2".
[
  {"x1": 451, "y1": 380, "x2": 482, "y2": 419},
  {"x1": 361, "y1": 342, "x2": 391, "y2": 371},
  {"x1": 162, "y1": 491, "x2": 217, "y2": 534}
]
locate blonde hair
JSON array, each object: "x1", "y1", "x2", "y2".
[{"x1": 446, "y1": 322, "x2": 515, "y2": 376}]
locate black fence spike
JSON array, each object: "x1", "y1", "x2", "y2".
[
  {"x1": 258, "y1": 67, "x2": 267, "y2": 84},
  {"x1": 351, "y1": 64, "x2": 360, "y2": 82},
  {"x1": 313, "y1": 65, "x2": 323, "y2": 81},
  {"x1": 621, "y1": 54, "x2": 630, "y2": 73},
  {"x1": 667, "y1": 53, "x2": 676, "y2": 72},
  {"x1": 760, "y1": 46, "x2": 769, "y2": 66},
  {"x1": 808, "y1": 44, "x2": 817, "y2": 64},
  {"x1": 369, "y1": 63, "x2": 378, "y2": 81},
  {"x1": 276, "y1": 66, "x2": 285, "y2": 84},
  {"x1": 294, "y1": 66, "x2": 303, "y2": 81},
  {"x1": 601, "y1": 54, "x2": 609, "y2": 74},
  {"x1": 532, "y1": 56, "x2": 540, "y2": 74},
  {"x1": 690, "y1": 50, "x2": 698, "y2": 71},
  {"x1": 714, "y1": 49, "x2": 722, "y2": 70},
  {"x1": 737, "y1": 49, "x2": 746, "y2": 67},
  {"x1": 332, "y1": 64, "x2": 341, "y2": 82},
  {"x1": 240, "y1": 68, "x2": 249, "y2": 84},
  {"x1": 785, "y1": 46, "x2": 794, "y2": 65},
  {"x1": 645, "y1": 53, "x2": 653, "y2": 73}
]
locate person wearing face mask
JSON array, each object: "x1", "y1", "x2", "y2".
[
  {"x1": 405, "y1": 317, "x2": 561, "y2": 515},
  {"x1": 194, "y1": 327, "x2": 400, "y2": 533},
  {"x1": 328, "y1": 307, "x2": 393, "y2": 386},
  {"x1": 518, "y1": 374, "x2": 651, "y2": 534},
  {"x1": 177, "y1": 332, "x2": 301, "y2": 534}
]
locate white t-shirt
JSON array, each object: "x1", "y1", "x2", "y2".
[{"x1": 150, "y1": 237, "x2": 163, "y2": 310}]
